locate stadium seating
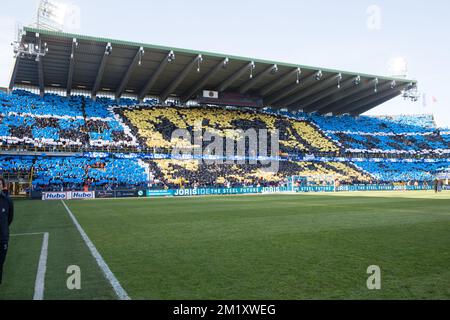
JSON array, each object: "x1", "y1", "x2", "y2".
[
  {"x1": 119, "y1": 106, "x2": 340, "y2": 154},
  {"x1": 0, "y1": 90, "x2": 137, "y2": 148},
  {"x1": 0, "y1": 156, "x2": 33, "y2": 173},
  {"x1": 0, "y1": 90, "x2": 449, "y2": 190},
  {"x1": 146, "y1": 159, "x2": 373, "y2": 189},
  {"x1": 354, "y1": 160, "x2": 450, "y2": 182},
  {"x1": 2, "y1": 90, "x2": 449, "y2": 155},
  {"x1": 0, "y1": 156, "x2": 148, "y2": 190}
]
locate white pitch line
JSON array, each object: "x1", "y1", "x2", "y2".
[
  {"x1": 33, "y1": 232, "x2": 49, "y2": 300},
  {"x1": 61, "y1": 200, "x2": 131, "y2": 300},
  {"x1": 9, "y1": 232, "x2": 49, "y2": 300},
  {"x1": 10, "y1": 232, "x2": 46, "y2": 237}
]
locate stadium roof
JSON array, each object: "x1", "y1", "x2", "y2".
[{"x1": 9, "y1": 27, "x2": 417, "y2": 115}]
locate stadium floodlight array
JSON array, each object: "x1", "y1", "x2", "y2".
[
  {"x1": 12, "y1": 38, "x2": 48, "y2": 62},
  {"x1": 402, "y1": 84, "x2": 420, "y2": 102}
]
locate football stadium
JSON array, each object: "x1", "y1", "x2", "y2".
[{"x1": 0, "y1": 0, "x2": 449, "y2": 304}]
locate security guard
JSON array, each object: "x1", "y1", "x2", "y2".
[{"x1": 0, "y1": 178, "x2": 14, "y2": 285}]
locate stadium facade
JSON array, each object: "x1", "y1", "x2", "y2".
[{"x1": 1, "y1": 27, "x2": 449, "y2": 198}]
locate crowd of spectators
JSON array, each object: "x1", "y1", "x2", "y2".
[
  {"x1": 1, "y1": 90, "x2": 449, "y2": 156},
  {"x1": 354, "y1": 160, "x2": 450, "y2": 182},
  {"x1": 0, "y1": 90, "x2": 449, "y2": 190},
  {"x1": 146, "y1": 158, "x2": 373, "y2": 189},
  {"x1": 0, "y1": 90, "x2": 137, "y2": 148},
  {"x1": 0, "y1": 156, "x2": 148, "y2": 191}
]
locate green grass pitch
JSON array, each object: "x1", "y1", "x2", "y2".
[{"x1": 1, "y1": 191, "x2": 449, "y2": 300}]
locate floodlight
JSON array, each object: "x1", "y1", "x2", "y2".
[{"x1": 315, "y1": 70, "x2": 322, "y2": 81}]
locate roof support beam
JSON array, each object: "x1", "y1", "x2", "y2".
[
  {"x1": 216, "y1": 61, "x2": 254, "y2": 92},
  {"x1": 32, "y1": 34, "x2": 45, "y2": 96},
  {"x1": 275, "y1": 73, "x2": 341, "y2": 107},
  {"x1": 318, "y1": 79, "x2": 381, "y2": 115},
  {"x1": 259, "y1": 68, "x2": 300, "y2": 96},
  {"x1": 66, "y1": 38, "x2": 77, "y2": 96},
  {"x1": 115, "y1": 47, "x2": 144, "y2": 99},
  {"x1": 239, "y1": 64, "x2": 277, "y2": 94},
  {"x1": 308, "y1": 77, "x2": 367, "y2": 113},
  {"x1": 92, "y1": 42, "x2": 112, "y2": 98},
  {"x1": 138, "y1": 50, "x2": 174, "y2": 101},
  {"x1": 37, "y1": 57, "x2": 45, "y2": 97},
  {"x1": 160, "y1": 54, "x2": 202, "y2": 102},
  {"x1": 350, "y1": 91, "x2": 403, "y2": 115},
  {"x1": 338, "y1": 83, "x2": 407, "y2": 115},
  {"x1": 264, "y1": 83, "x2": 301, "y2": 106},
  {"x1": 181, "y1": 57, "x2": 228, "y2": 103},
  {"x1": 265, "y1": 71, "x2": 319, "y2": 105},
  {"x1": 301, "y1": 76, "x2": 359, "y2": 112},
  {"x1": 8, "y1": 58, "x2": 20, "y2": 93}
]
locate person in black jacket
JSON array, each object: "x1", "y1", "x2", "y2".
[
  {"x1": 0, "y1": 178, "x2": 14, "y2": 285},
  {"x1": 434, "y1": 179, "x2": 439, "y2": 193}
]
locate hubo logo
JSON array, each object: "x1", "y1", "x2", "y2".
[
  {"x1": 44, "y1": 192, "x2": 67, "y2": 200},
  {"x1": 72, "y1": 192, "x2": 93, "y2": 199},
  {"x1": 170, "y1": 120, "x2": 280, "y2": 174}
]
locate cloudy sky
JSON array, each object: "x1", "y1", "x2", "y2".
[{"x1": 1, "y1": 0, "x2": 449, "y2": 127}]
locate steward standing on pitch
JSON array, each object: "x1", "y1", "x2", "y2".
[{"x1": 0, "y1": 178, "x2": 14, "y2": 285}]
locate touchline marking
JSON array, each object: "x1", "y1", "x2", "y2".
[
  {"x1": 10, "y1": 232, "x2": 49, "y2": 300},
  {"x1": 33, "y1": 232, "x2": 49, "y2": 300},
  {"x1": 11, "y1": 232, "x2": 46, "y2": 237},
  {"x1": 61, "y1": 200, "x2": 131, "y2": 300}
]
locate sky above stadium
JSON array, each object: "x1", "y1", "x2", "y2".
[{"x1": 0, "y1": 0, "x2": 449, "y2": 127}]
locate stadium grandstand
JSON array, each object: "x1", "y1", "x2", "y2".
[
  {"x1": 2, "y1": 0, "x2": 450, "y2": 303},
  {"x1": 1, "y1": 26, "x2": 448, "y2": 196}
]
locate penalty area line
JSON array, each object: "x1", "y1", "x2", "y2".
[
  {"x1": 61, "y1": 200, "x2": 131, "y2": 300},
  {"x1": 10, "y1": 232, "x2": 49, "y2": 300},
  {"x1": 33, "y1": 232, "x2": 49, "y2": 300},
  {"x1": 10, "y1": 232, "x2": 47, "y2": 237}
]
